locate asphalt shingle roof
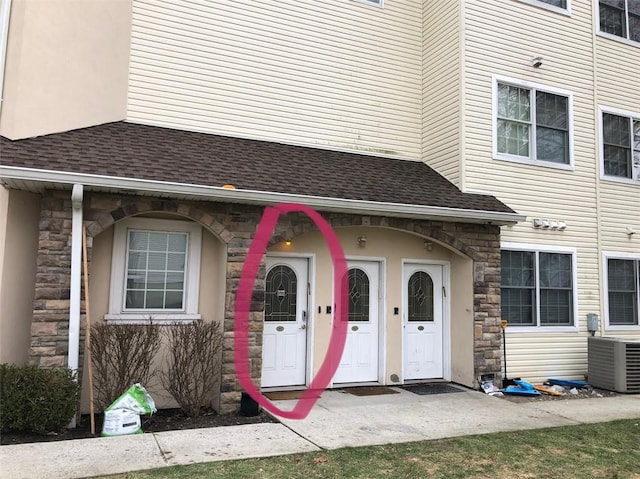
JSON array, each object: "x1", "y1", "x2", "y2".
[{"x1": 0, "y1": 121, "x2": 516, "y2": 214}]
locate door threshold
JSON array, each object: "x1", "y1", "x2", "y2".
[
  {"x1": 403, "y1": 379, "x2": 447, "y2": 385},
  {"x1": 261, "y1": 385, "x2": 307, "y2": 392},
  {"x1": 332, "y1": 381, "x2": 381, "y2": 388}
]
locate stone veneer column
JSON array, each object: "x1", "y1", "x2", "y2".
[{"x1": 29, "y1": 191, "x2": 74, "y2": 367}]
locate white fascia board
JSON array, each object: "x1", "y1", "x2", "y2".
[{"x1": 0, "y1": 166, "x2": 526, "y2": 225}]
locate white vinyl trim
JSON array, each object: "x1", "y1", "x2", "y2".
[
  {"x1": 516, "y1": 0, "x2": 571, "y2": 16},
  {"x1": 352, "y1": 0, "x2": 384, "y2": 8},
  {"x1": 602, "y1": 251, "x2": 640, "y2": 331},
  {"x1": 105, "y1": 217, "x2": 202, "y2": 322},
  {"x1": 0, "y1": 166, "x2": 526, "y2": 225},
  {"x1": 501, "y1": 242, "x2": 579, "y2": 332},
  {"x1": 492, "y1": 75, "x2": 575, "y2": 170}
]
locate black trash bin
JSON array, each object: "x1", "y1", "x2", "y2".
[{"x1": 240, "y1": 392, "x2": 261, "y2": 417}]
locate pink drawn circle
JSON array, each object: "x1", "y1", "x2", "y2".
[{"x1": 234, "y1": 203, "x2": 348, "y2": 419}]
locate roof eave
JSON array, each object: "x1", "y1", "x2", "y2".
[{"x1": 0, "y1": 166, "x2": 526, "y2": 225}]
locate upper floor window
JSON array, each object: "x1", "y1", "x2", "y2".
[
  {"x1": 605, "y1": 256, "x2": 640, "y2": 328},
  {"x1": 494, "y1": 77, "x2": 573, "y2": 168},
  {"x1": 501, "y1": 246, "x2": 577, "y2": 330},
  {"x1": 601, "y1": 110, "x2": 640, "y2": 182},
  {"x1": 516, "y1": 0, "x2": 570, "y2": 15},
  {"x1": 599, "y1": 0, "x2": 640, "y2": 44},
  {"x1": 353, "y1": 0, "x2": 383, "y2": 7}
]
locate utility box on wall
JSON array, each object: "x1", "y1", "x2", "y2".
[{"x1": 588, "y1": 336, "x2": 640, "y2": 393}]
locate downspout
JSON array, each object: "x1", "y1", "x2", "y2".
[
  {"x1": 0, "y1": 0, "x2": 12, "y2": 117},
  {"x1": 68, "y1": 184, "x2": 83, "y2": 374}
]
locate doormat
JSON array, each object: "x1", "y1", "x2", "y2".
[
  {"x1": 343, "y1": 386, "x2": 400, "y2": 397},
  {"x1": 401, "y1": 384, "x2": 465, "y2": 395},
  {"x1": 263, "y1": 390, "x2": 322, "y2": 401}
]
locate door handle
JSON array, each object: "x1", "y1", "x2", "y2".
[{"x1": 299, "y1": 324, "x2": 307, "y2": 330}]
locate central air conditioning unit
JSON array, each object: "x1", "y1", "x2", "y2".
[{"x1": 588, "y1": 336, "x2": 640, "y2": 393}]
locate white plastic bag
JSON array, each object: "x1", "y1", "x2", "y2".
[{"x1": 101, "y1": 383, "x2": 156, "y2": 437}]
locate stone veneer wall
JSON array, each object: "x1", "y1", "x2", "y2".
[{"x1": 29, "y1": 190, "x2": 502, "y2": 413}]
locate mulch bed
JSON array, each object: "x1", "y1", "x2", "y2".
[{"x1": 0, "y1": 408, "x2": 276, "y2": 446}]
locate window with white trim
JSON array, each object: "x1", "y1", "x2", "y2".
[
  {"x1": 494, "y1": 79, "x2": 572, "y2": 167},
  {"x1": 606, "y1": 257, "x2": 639, "y2": 326},
  {"x1": 517, "y1": 0, "x2": 570, "y2": 14},
  {"x1": 106, "y1": 218, "x2": 202, "y2": 322},
  {"x1": 598, "y1": 0, "x2": 640, "y2": 44},
  {"x1": 353, "y1": 0, "x2": 383, "y2": 6},
  {"x1": 501, "y1": 248, "x2": 576, "y2": 327},
  {"x1": 602, "y1": 111, "x2": 640, "y2": 181}
]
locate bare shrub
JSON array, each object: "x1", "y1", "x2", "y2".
[
  {"x1": 159, "y1": 321, "x2": 224, "y2": 417},
  {"x1": 91, "y1": 322, "x2": 161, "y2": 410}
]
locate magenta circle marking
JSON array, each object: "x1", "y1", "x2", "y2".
[{"x1": 234, "y1": 203, "x2": 348, "y2": 420}]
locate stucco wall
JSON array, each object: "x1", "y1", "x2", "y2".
[
  {"x1": 0, "y1": 0, "x2": 131, "y2": 139},
  {"x1": 0, "y1": 188, "x2": 40, "y2": 364},
  {"x1": 268, "y1": 226, "x2": 475, "y2": 386},
  {"x1": 79, "y1": 216, "x2": 226, "y2": 413}
]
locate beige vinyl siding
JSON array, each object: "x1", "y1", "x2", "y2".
[
  {"x1": 461, "y1": 0, "x2": 600, "y2": 381},
  {"x1": 596, "y1": 38, "x2": 640, "y2": 257},
  {"x1": 128, "y1": 0, "x2": 422, "y2": 159},
  {"x1": 421, "y1": 0, "x2": 460, "y2": 186},
  {"x1": 595, "y1": 37, "x2": 640, "y2": 108},
  {"x1": 599, "y1": 183, "x2": 640, "y2": 252}
]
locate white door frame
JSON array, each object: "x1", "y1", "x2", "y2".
[
  {"x1": 330, "y1": 256, "x2": 386, "y2": 386},
  {"x1": 401, "y1": 259, "x2": 451, "y2": 382},
  {"x1": 262, "y1": 253, "x2": 316, "y2": 388}
]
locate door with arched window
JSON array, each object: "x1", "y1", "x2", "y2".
[
  {"x1": 333, "y1": 260, "x2": 380, "y2": 384},
  {"x1": 403, "y1": 263, "x2": 444, "y2": 380},
  {"x1": 261, "y1": 257, "x2": 309, "y2": 387}
]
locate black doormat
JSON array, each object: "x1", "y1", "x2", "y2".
[
  {"x1": 401, "y1": 383, "x2": 465, "y2": 395},
  {"x1": 344, "y1": 386, "x2": 401, "y2": 397}
]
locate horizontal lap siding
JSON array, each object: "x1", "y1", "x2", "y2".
[
  {"x1": 421, "y1": 0, "x2": 460, "y2": 185},
  {"x1": 462, "y1": 0, "x2": 599, "y2": 381},
  {"x1": 596, "y1": 38, "x2": 640, "y2": 259},
  {"x1": 128, "y1": 0, "x2": 422, "y2": 159}
]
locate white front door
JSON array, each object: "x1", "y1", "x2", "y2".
[
  {"x1": 333, "y1": 260, "x2": 380, "y2": 384},
  {"x1": 261, "y1": 257, "x2": 309, "y2": 388},
  {"x1": 403, "y1": 263, "x2": 444, "y2": 380}
]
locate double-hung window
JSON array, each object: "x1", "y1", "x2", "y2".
[
  {"x1": 106, "y1": 217, "x2": 202, "y2": 323},
  {"x1": 605, "y1": 256, "x2": 640, "y2": 328},
  {"x1": 494, "y1": 77, "x2": 572, "y2": 168},
  {"x1": 501, "y1": 246, "x2": 576, "y2": 329},
  {"x1": 601, "y1": 109, "x2": 640, "y2": 182},
  {"x1": 598, "y1": 0, "x2": 640, "y2": 44}
]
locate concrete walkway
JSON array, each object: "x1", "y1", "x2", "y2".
[{"x1": 1, "y1": 388, "x2": 639, "y2": 479}]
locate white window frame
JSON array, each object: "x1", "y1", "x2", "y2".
[
  {"x1": 596, "y1": 0, "x2": 640, "y2": 48},
  {"x1": 598, "y1": 106, "x2": 640, "y2": 185},
  {"x1": 352, "y1": 0, "x2": 384, "y2": 8},
  {"x1": 603, "y1": 251, "x2": 640, "y2": 331},
  {"x1": 105, "y1": 217, "x2": 202, "y2": 324},
  {"x1": 492, "y1": 75, "x2": 574, "y2": 170},
  {"x1": 501, "y1": 242, "x2": 579, "y2": 333},
  {"x1": 516, "y1": 0, "x2": 571, "y2": 16}
]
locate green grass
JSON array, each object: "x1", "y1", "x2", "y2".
[{"x1": 104, "y1": 419, "x2": 640, "y2": 479}]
